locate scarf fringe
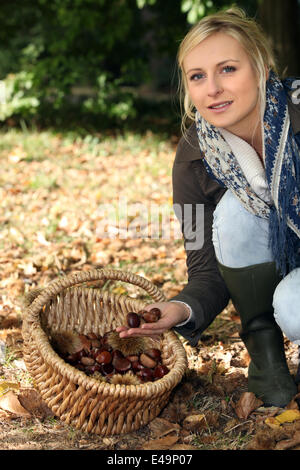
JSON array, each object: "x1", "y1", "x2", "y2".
[{"x1": 269, "y1": 130, "x2": 300, "y2": 276}]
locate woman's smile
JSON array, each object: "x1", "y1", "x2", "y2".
[{"x1": 208, "y1": 100, "x2": 233, "y2": 112}]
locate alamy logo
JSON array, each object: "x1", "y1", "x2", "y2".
[
  {"x1": 95, "y1": 198, "x2": 205, "y2": 250},
  {"x1": 291, "y1": 80, "x2": 300, "y2": 105}
]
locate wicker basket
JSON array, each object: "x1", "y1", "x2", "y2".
[{"x1": 22, "y1": 268, "x2": 188, "y2": 436}]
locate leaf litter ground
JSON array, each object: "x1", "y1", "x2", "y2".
[{"x1": 0, "y1": 128, "x2": 300, "y2": 451}]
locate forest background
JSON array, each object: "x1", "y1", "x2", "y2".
[{"x1": 0, "y1": 0, "x2": 299, "y2": 134}]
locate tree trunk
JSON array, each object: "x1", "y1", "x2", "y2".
[{"x1": 257, "y1": 0, "x2": 300, "y2": 77}]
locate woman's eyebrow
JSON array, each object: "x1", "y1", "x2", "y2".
[{"x1": 186, "y1": 59, "x2": 240, "y2": 74}]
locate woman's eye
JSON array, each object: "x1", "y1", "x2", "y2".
[
  {"x1": 190, "y1": 73, "x2": 204, "y2": 81},
  {"x1": 222, "y1": 65, "x2": 236, "y2": 73}
]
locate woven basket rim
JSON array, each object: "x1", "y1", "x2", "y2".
[{"x1": 25, "y1": 268, "x2": 167, "y2": 322}]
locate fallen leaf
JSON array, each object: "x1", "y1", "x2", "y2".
[
  {"x1": 235, "y1": 392, "x2": 263, "y2": 419},
  {"x1": 182, "y1": 414, "x2": 206, "y2": 431},
  {"x1": 142, "y1": 435, "x2": 179, "y2": 450},
  {"x1": 0, "y1": 391, "x2": 31, "y2": 417},
  {"x1": 275, "y1": 431, "x2": 300, "y2": 450},
  {"x1": 18, "y1": 389, "x2": 54, "y2": 419},
  {"x1": 275, "y1": 409, "x2": 300, "y2": 424},
  {"x1": 0, "y1": 381, "x2": 20, "y2": 397},
  {"x1": 265, "y1": 417, "x2": 281, "y2": 429},
  {"x1": 148, "y1": 417, "x2": 181, "y2": 438}
]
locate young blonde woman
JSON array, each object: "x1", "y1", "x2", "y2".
[{"x1": 117, "y1": 7, "x2": 300, "y2": 407}]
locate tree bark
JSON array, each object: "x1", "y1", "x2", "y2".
[{"x1": 257, "y1": 0, "x2": 300, "y2": 76}]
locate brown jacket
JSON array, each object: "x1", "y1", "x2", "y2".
[{"x1": 171, "y1": 90, "x2": 300, "y2": 347}]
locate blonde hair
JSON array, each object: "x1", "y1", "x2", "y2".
[{"x1": 177, "y1": 6, "x2": 277, "y2": 136}]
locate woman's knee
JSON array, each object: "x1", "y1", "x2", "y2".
[
  {"x1": 273, "y1": 268, "x2": 300, "y2": 344},
  {"x1": 212, "y1": 190, "x2": 273, "y2": 268}
]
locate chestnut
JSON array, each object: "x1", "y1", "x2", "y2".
[
  {"x1": 137, "y1": 367, "x2": 154, "y2": 382},
  {"x1": 80, "y1": 356, "x2": 96, "y2": 366},
  {"x1": 144, "y1": 348, "x2": 161, "y2": 360},
  {"x1": 142, "y1": 308, "x2": 161, "y2": 323},
  {"x1": 131, "y1": 360, "x2": 145, "y2": 372},
  {"x1": 139, "y1": 353, "x2": 157, "y2": 369},
  {"x1": 137, "y1": 309, "x2": 149, "y2": 317},
  {"x1": 101, "y1": 363, "x2": 114, "y2": 376},
  {"x1": 85, "y1": 364, "x2": 101, "y2": 375},
  {"x1": 126, "y1": 312, "x2": 141, "y2": 328},
  {"x1": 126, "y1": 355, "x2": 139, "y2": 362},
  {"x1": 90, "y1": 347, "x2": 101, "y2": 359},
  {"x1": 153, "y1": 364, "x2": 169, "y2": 379},
  {"x1": 95, "y1": 350, "x2": 112, "y2": 365},
  {"x1": 112, "y1": 356, "x2": 131, "y2": 374},
  {"x1": 66, "y1": 352, "x2": 80, "y2": 364},
  {"x1": 112, "y1": 349, "x2": 124, "y2": 360}
]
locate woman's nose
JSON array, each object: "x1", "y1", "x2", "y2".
[{"x1": 206, "y1": 75, "x2": 223, "y2": 96}]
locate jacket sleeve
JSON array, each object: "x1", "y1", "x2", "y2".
[{"x1": 169, "y1": 129, "x2": 230, "y2": 346}]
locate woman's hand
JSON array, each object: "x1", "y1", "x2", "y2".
[{"x1": 115, "y1": 301, "x2": 190, "y2": 338}]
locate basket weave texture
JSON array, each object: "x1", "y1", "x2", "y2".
[{"x1": 22, "y1": 268, "x2": 188, "y2": 436}]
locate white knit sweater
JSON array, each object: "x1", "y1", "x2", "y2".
[{"x1": 220, "y1": 127, "x2": 272, "y2": 204}]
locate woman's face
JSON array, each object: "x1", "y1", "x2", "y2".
[{"x1": 183, "y1": 32, "x2": 260, "y2": 137}]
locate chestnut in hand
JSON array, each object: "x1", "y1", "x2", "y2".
[
  {"x1": 126, "y1": 312, "x2": 141, "y2": 328},
  {"x1": 141, "y1": 308, "x2": 161, "y2": 323}
]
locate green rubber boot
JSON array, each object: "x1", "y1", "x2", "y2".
[{"x1": 217, "y1": 261, "x2": 297, "y2": 407}]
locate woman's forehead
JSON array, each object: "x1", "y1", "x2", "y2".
[{"x1": 183, "y1": 32, "x2": 247, "y2": 71}]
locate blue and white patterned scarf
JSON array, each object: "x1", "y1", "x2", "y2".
[{"x1": 195, "y1": 70, "x2": 300, "y2": 276}]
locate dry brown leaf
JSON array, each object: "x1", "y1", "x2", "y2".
[
  {"x1": 182, "y1": 414, "x2": 206, "y2": 432},
  {"x1": 247, "y1": 429, "x2": 276, "y2": 450},
  {"x1": 18, "y1": 388, "x2": 54, "y2": 419},
  {"x1": 235, "y1": 392, "x2": 263, "y2": 419},
  {"x1": 287, "y1": 399, "x2": 300, "y2": 410},
  {"x1": 287, "y1": 392, "x2": 300, "y2": 410},
  {"x1": 148, "y1": 417, "x2": 181, "y2": 438},
  {"x1": 0, "y1": 391, "x2": 31, "y2": 417},
  {"x1": 142, "y1": 434, "x2": 179, "y2": 450},
  {"x1": 265, "y1": 417, "x2": 281, "y2": 429},
  {"x1": 275, "y1": 431, "x2": 300, "y2": 450}
]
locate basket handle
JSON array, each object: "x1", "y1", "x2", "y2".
[{"x1": 24, "y1": 268, "x2": 167, "y2": 323}]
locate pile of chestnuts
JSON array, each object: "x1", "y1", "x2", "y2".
[{"x1": 55, "y1": 307, "x2": 169, "y2": 384}]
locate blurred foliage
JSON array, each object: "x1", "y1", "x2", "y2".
[{"x1": 0, "y1": 0, "x2": 258, "y2": 131}]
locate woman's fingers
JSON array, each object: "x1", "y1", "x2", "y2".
[{"x1": 118, "y1": 321, "x2": 168, "y2": 338}]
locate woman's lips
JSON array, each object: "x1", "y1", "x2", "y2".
[{"x1": 208, "y1": 101, "x2": 233, "y2": 113}]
